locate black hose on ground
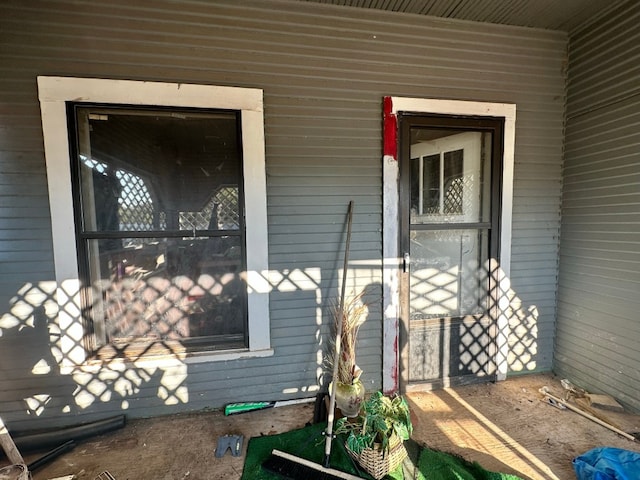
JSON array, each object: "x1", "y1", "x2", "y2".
[{"x1": 13, "y1": 414, "x2": 126, "y2": 452}]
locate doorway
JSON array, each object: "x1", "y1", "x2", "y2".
[{"x1": 398, "y1": 114, "x2": 505, "y2": 391}]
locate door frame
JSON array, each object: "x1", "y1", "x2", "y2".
[{"x1": 381, "y1": 96, "x2": 516, "y2": 393}]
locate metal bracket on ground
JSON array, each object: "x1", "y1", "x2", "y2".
[{"x1": 215, "y1": 434, "x2": 244, "y2": 457}]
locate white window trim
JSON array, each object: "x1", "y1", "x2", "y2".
[
  {"x1": 382, "y1": 97, "x2": 516, "y2": 392},
  {"x1": 37, "y1": 76, "x2": 272, "y2": 365}
]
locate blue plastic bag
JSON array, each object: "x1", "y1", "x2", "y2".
[{"x1": 573, "y1": 447, "x2": 640, "y2": 480}]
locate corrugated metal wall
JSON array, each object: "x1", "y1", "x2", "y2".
[
  {"x1": 300, "y1": 0, "x2": 616, "y2": 33},
  {"x1": 555, "y1": 0, "x2": 640, "y2": 412},
  {"x1": 0, "y1": 0, "x2": 566, "y2": 429}
]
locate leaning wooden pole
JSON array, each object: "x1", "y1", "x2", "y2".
[
  {"x1": 0, "y1": 416, "x2": 26, "y2": 465},
  {"x1": 324, "y1": 200, "x2": 354, "y2": 468}
]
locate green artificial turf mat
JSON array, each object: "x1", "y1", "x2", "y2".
[
  {"x1": 417, "y1": 447, "x2": 525, "y2": 480},
  {"x1": 241, "y1": 423, "x2": 524, "y2": 480}
]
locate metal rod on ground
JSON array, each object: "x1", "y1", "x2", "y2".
[
  {"x1": 539, "y1": 387, "x2": 636, "y2": 442},
  {"x1": 324, "y1": 200, "x2": 354, "y2": 469},
  {"x1": 27, "y1": 440, "x2": 76, "y2": 472}
]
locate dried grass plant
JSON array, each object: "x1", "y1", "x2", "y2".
[{"x1": 330, "y1": 289, "x2": 368, "y2": 385}]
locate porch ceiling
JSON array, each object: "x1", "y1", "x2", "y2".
[{"x1": 296, "y1": 0, "x2": 622, "y2": 33}]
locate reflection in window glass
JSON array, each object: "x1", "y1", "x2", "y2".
[
  {"x1": 424, "y1": 154, "x2": 440, "y2": 214},
  {"x1": 443, "y1": 149, "x2": 463, "y2": 215},
  {"x1": 411, "y1": 150, "x2": 464, "y2": 216},
  {"x1": 409, "y1": 130, "x2": 492, "y2": 225}
]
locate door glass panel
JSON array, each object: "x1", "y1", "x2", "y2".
[{"x1": 409, "y1": 229, "x2": 489, "y2": 320}]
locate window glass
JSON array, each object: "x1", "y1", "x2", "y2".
[
  {"x1": 409, "y1": 131, "x2": 490, "y2": 224},
  {"x1": 72, "y1": 106, "x2": 247, "y2": 354}
]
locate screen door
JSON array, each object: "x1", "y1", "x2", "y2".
[{"x1": 399, "y1": 115, "x2": 504, "y2": 391}]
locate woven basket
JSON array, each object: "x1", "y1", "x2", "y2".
[{"x1": 346, "y1": 434, "x2": 407, "y2": 480}]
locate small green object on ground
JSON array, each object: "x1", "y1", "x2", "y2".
[
  {"x1": 225, "y1": 401, "x2": 273, "y2": 415},
  {"x1": 241, "y1": 423, "x2": 524, "y2": 480}
]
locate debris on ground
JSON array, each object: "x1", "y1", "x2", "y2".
[
  {"x1": 539, "y1": 380, "x2": 638, "y2": 442},
  {"x1": 215, "y1": 435, "x2": 244, "y2": 457},
  {"x1": 93, "y1": 472, "x2": 116, "y2": 480}
]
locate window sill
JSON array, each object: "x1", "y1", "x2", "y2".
[
  {"x1": 184, "y1": 348, "x2": 274, "y2": 364},
  {"x1": 58, "y1": 348, "x2": 274, "y2": 375}
]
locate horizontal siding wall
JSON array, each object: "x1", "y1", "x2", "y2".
[
  {"x1": 0, "y1": 0, "x2": 566, "y2": 429},
  {"x1": 555, "y1": 0, "x2": 640, "y2": 412}
]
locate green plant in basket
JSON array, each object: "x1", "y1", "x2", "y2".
[{"x1": 335, "y1": 390, "x2": 412, "y2": 455}]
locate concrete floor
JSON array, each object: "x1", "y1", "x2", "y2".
[{"x1": 6, "y1": 373, "x2": 640, "y2": 480}]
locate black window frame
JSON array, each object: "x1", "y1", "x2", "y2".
[{"x1": 66, "y1": 102, "x2": 250, "y2": 357}]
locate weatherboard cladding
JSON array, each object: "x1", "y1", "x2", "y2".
[
  {"x1": 555, "y1": 0, "x2": 640, "y2": 413},
  {"x1": 0, "y1": 0, "x2": 564, "y2": 429}
]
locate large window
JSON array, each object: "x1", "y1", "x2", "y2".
[
  {"x1": 38, "y1": 77, "x2": 271, "y2": 365},
  {"x1": 70, "y1": 106, "x2": 247, "y2": 355}
]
